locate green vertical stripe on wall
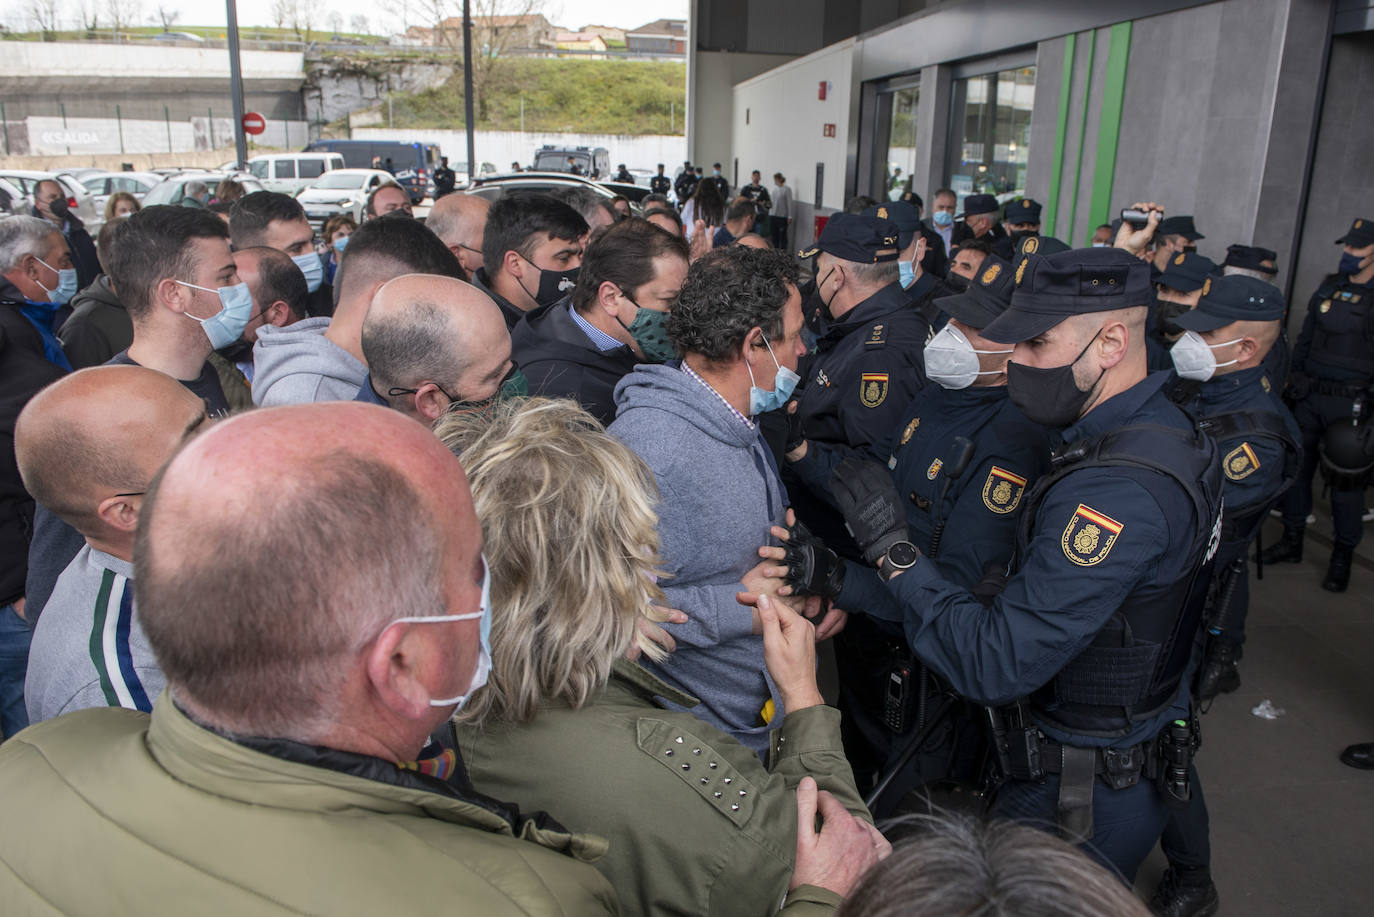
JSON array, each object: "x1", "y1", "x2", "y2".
[
  {"x1": 1088, "y1": 22, "x2": 1133, "y2": 245},
  {"x1": 1065, "y1": 29, "x2": 1096, "y2": 249},
  {"x1": 1044, "y1": 32, "x2": 1077, "y2": 238}
]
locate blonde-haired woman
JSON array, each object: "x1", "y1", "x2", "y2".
[
  {"x1": 103, "y1": 191, "x2": 140, "y2": 222},
  {"x1": 435, "y1": 398, "x2": 888, "y2": 917}
]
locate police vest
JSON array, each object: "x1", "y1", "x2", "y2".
[
  {"x1": 1016, "y1": 423, "x2": 1223, "y2": 738},
  {"x1": 1308, "y1": 278, "x2": 1374, "y2": 378}
]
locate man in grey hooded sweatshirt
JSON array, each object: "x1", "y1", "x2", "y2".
[{"x1": 609, "y1": 246, "x2": 822, "y2": 757}]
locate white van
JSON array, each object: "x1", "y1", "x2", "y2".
[{"x1": 247, "y1": 153, "x2": 345, "y2": 195}]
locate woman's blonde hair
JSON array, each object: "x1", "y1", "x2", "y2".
[{"x1": 434, "y1": 398, "x2": 669, "y2": 727}]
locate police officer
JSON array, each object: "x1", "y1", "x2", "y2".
[
  {"x1": 826, "y1": 242, "x2": 1224, "y2": 882},
  {"x1": 1152, "y1": 216, "x2": 1205, "y2": 279},
  {"x1": 1151, "y1": 275, "x2": 1300, "y2": 917},
  {"x1": 862, "y1": 200, "x2": 955, "y2": 330},
  {"x1": 650, "y1": 163, "x2": 671, "y2": 197},
  {"x1": 1003, "y1": 199, "x2": 1043, "y2": 256},
  {"x1": 951, "y1": 193, "x2": 1010, "y2": 259},
  {"x1": 777, "y1": 255, "x2": 1051, "y2": 795},
  {"x1": 894, "y1": 190, "x2": 949, "y2": 280},
  {"x1": 674, "y1": 163, "x2": 698, "y2": 206},
  {"x1": 433, "y1": 157, "x2": 457, "y2": 198},
  {"x1": 1151, "y1": 252, "x2": 1220, "y2": 371},
  {"x1": 1264, "y1": 217, "x2": 1374, "y2": 591}
]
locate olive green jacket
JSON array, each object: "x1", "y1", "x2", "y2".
[
  {"x1": 0, "y1": 697, "x2": 619, "y2": 916},
  {"x1": 458, "y1": 661, "x2": 871, "y2": 917}
]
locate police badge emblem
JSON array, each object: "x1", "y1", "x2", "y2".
[
  {"x1": 982, "y1": 466, "x2": 1027, "y2": 514},
  {"x1": 1061, "y1": 504, "x2": 1123, "y2": 566},
  {"x1": 861, "y1": 373, "x2": 888, "y2": 408},
  {"x1": 1224, "y1": 443, "x2": 1260, "y2": 481}
]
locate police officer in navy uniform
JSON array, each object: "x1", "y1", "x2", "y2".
[
  {"x1": 951, "y1": 193, "x2": 1010, "y2": 260},
  {"x1": 896, "y1": 190, "x2": 950, "y2": 280},
  {"x1": 650, "y1": 164, "x2": 671, "y2": 197},
  {"x1": 1151, "y1": 252, "x2": 1221, "y2": 372},
  {"x1": 1264, "y1": 217, "x2": 1374, "y2": 591},
  {"x1": 1149, "y1": 275, "x2": 1300, "y2": 917},
  {"x1": 824, "y1": 233, "x2": 1224, "y2": 882},
  {"x1": 862, "y1": 200, "x2": 956, "y2": 330},
  {"x1": 1003, "y1": 198, "x2": 1043, "y2": 260},
  {"x1": 778, "y1": 254, "x2": 1050, "y2": 792}
]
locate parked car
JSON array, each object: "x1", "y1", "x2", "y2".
[
  {"x1": 141, "y1": 172, "x2": 265, "y2": 207},
  {"x1": 57, "y1": 168, "x2": 106, "y2": 183},
  {"x1": 467, "y1": 171, "x2": 625, "y2": 205},
  {"x1": 153, "y1": 31, "x2": 205, "y2": 42},
  {"x1": 532, "y1": 145, "x2": 610, "y2": 179},
  {"x1": 296, "y1": 169, "x2": 400, "y2": 228},
  {"x1": 0, "y1": 177, "x2": 30, "y2": 217},
  {"x1": 78, "y1": 171, "x2": 163, "y2": 214},
  {"x1": 246, "y1": 152, "x2": 346, "y2": 195},
  {"x1": 0, "y1": 169, "x2": 102, "y2": 230},
  {"x1": 302, "y1": 140, "x2": 441, "y2": 204}
]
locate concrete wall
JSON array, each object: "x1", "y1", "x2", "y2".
[
  {"x1": 5, "y1": 115, "x2": 311, "y2": 157},
  {"x1": 691, "y1": 50, "x2": 797, "y2": 169},
  {"x1": 731, "y1": 39, "x2": 858, "y2": 251},
  {"x1": 350, "y1": 128, "x2": 687, "y2": 173},
  {"x1": 0, "y1": 41, "x2": 304, "y2": 80}
]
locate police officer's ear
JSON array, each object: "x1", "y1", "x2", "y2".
[{"x1": 1096, "y1": 317, "x2": 1133, "y2": 369}]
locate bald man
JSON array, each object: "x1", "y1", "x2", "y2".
[
  {"x1": 425, "y1": 191, "x2": 491, "y2": 277},
  {"x1": 0, "y1": 402, "x2": 618, "y2": 913},
  {"x1": 359, "y1": 274, "x2": 515, "y2": 424},
  {"x1": 15, "y1": 366, "x2": 208, "y2": 723}
]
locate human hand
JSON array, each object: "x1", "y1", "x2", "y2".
[
  {"x1": 813, "y1": 604, "x2": 847, "y2": 641},
  {"x1": 784, "y1": 400, "x2": 807, "y2": 461},
  {"x1": 757, "y1": 594, "x2": 823, "y2": 711},
  {"x1": 771, "y1": 516, "x2": 846, "y2": 599},
  {"x1": 689, "y1": 220, "x2": 714, "y2": 262},
  {"x1": 790, "y1": 777, "x2": 891, "y2": 895},
  {"x1": 625, "y1": 605, "x2": 687, "y2": 661},
  {"x1": 1114, "y1": 201, "x2": 1164, "y2": 257}
]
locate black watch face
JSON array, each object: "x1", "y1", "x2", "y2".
[{"x1": 888, "y1": 542, "x2": 919, "y2": 568}]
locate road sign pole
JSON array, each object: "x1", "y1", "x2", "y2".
[{"x1": 225, "y1": 0, "x2": 249, "y2": 169}]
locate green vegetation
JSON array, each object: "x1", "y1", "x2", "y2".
[{"x1": 389, "y1": 58, "x2": 686, "y2": 135}]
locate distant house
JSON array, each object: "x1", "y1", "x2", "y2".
[
  {"x1": 578, "y1": 24, "x2": 627, "y2": 46},
  {"x1": 406, "y1": 13, "x2": 557, "y2": 50},
  {"x1": 555, "y1": 31, "x2": 610, "y2": 53},
  {"x1": 625, "y1": 18, "x2": 686, "y2": 55}
]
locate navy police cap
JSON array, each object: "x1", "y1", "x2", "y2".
[
  {"x1": 981, "y1": 247, "x2": 1153, "y2": 344},
  {"x1": 1222, "y1": 244, "x2": 1278, "y2": 275},
  {"x1": 1336, "y1": 217, "x2": 1374, "y2": 247},
  {"x1": 1004, "y1": 198, "x2": 1042, "y2": 225},
  {"x1": 933, "y1": 254, "x2": 1016, "y2": 329},
  {"x1": 1158, "y1": 215, "x2": 1204, "y2": 241},
  {"x1": 1158, "y1": 251, "x2": 1220, "y2": 293},
  {"x1": 1174, "y1": 275, "x2": 1285, "y2": 332},
  {"x1": 798, "y1": 213, "x2": 901, "y2": 263},
  {"x1": 861, "y1": 201, "x2": 921, "y2": 248},
  {"x1": 958, "y1": 193, "x2": 1000, "y2": 218}
]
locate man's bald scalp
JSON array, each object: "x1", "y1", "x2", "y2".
[{"x1": 425, "y1": 192, "x2": 490, "y2": 249}]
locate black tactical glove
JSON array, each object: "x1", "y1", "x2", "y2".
[
  {"x1": 784, "y1": 400, "x2": 806, "y2": 456},
  {"x1": 780, "y1": 518, "x2": 846, "y2": 598},
  {"x1": 829, "y1": 456, "x2": 910, "y2": 567}
]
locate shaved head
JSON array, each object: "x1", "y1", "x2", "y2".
[
  {"x1": 135, "y1": 402, "x2": 484, "y2": 742},
  {"x1": 15, "y1": 366, "x2": 207, "y2": 543},
  {"x1": 425, "y1": 192, "x2": 491, "y2": 275},
  {"x1": 362, "y1": 275, "x2": 513, "y2": 421}
]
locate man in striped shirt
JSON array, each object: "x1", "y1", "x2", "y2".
[{"x1": 16, "y1": 365, "x2": 208, "y2": 723}]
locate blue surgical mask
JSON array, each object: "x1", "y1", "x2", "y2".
[
  {"x1": 35, "y1": 257, "x2": 78, "y2": 305},
  {"x1": 933, "y1": 211, "x2": 954, "y2": 228},
  {"x1": 1339, "y1": 252, "x2": 1365, "y2": 276},
  {"x1": 333, "y1": 235, "x2": 350, "y2": 253},
  {"x1": 176, "y1": 279, "x2": 255, "y2": 350},
  {"x1": 899, "y1": 257, "x2": 916, "y2": 289},
  {"x1": 292, "y1": 251, "x2": 324, "y2": 293},
  {"x1": 747, "y1": 332, "x2": 800, "y2": 415},
  {"x1": 387, "y1": 556, "x2": 492, "y2": 709}
]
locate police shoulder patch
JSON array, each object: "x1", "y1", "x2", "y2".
[
  {"x1": 1224, "y1": 442, "x2": 1260, "y2": 481},
  {"x1": 982, "y1": 466, "x2": 1027, "y2": 514},
  {"x1": 1061, "y1": 503, "x2": 1124, "y2": 566},
  {"x1": 861, "y1": 372, "x2": 889, "y2": 408},
  {"x1": 900, "y1": 417, "x2": 920, "y2": 445}
]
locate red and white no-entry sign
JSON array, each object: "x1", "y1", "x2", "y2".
[{"x1": 241, "y1": 112, "x2": 267, "y2": 135}]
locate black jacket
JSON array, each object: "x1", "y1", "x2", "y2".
[
  {"x1": 58, "y1": 275, "x2": 132, "y2": 369},
  {"x1": 510, "y1": 299, "x2": 640, "y2": 426},
  {"x1": 0, "y1": 283, "x2": 68, "y2": 606}
]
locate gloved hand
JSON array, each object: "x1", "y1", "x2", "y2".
[
  {"x1": 780, "y1": 518, "x2": 845, "y2": 598},
  {"x1": 784, "y1": 400, "x2": 805, "y2": 455},
  {"x1": 829, "y1": 457, "x2": 909, "y2": 567}
]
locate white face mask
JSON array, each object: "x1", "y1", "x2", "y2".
[
  {"x1": 386, "y1": 556, "x2": 492, "y2": 709},
  {"x1": 923, "y1": 323, "x2": 1013, "y2": 389},
  {"x1": 1169, "y1": 331, "x2": 1243, "y2": 381}
]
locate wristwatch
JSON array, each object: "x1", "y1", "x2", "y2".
[{"x1": 879, "y1": 541, "x2": 920, "y2": 579}]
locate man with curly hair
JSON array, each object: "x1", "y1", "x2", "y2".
[{"x1": 608, "y1": 246, "x2": 815, "y2": 758}]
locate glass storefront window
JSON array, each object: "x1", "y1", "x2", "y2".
[
  {"x1": 883, "y1": 85, "x2": 920, "y2": 200},
  {"x1": 945, "y1": 65, "x2": 1035, "y2": 211}
]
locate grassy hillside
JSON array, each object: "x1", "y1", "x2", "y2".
[{"x1": 390, "y1": 58, "x2": 686, "y2": 135}]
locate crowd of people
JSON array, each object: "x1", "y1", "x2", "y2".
[{"x1": 0, "y1": 160, "x2": 1371, "y2": 916}]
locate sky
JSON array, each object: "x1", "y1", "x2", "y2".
[{"x1": 144, "y1": 0, "x2": 689, "y2": 34}]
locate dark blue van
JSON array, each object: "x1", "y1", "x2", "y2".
[{"x1": 302, "y1": 139, "x2": 441, "y2": 203}]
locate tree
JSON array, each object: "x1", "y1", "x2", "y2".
[
  {"x1": 470, "y1": 0, "x2": 545, "y2": 121},
  {"x1": 26, "y1": 0, "x2": 61, "y2": 39},
  {"x1": 288, "y1": 0, "x2": 322, "y2": 43},
  {"x1": 75, "y1": 0, "x2": 100, "y2": 30},
  {"x1": 269, "y1": 0, "x2": 291, "y2": 31},
  {"x1": 349, "y1": 13, "x2": 370, "y2": 35},
  {"x1": 154, "y1": 3, "x2": 178, "y2": 30},
  {"x1": 105, "y1": 0, "x2": 142, "y2": 38}
]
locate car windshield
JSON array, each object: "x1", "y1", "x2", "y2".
[
  {"x1": 535, "y1": 152, "x2": 588, "y2": 171},
  {"x1": 311, "y1": 173, "x2": 367, "y2": 190}
]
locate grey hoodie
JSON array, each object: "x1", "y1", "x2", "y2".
[
  {"x1": 609, "y1": 362, "x2": 788, "y2": 757},
  {"x1": 251, "y1": 317, "x2": 367, "y2": 407}
]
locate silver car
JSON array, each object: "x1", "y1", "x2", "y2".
[
  {"x1": 78, "y1": 171, "x2": 163, "y2": 215},
  {"x1": 0, "y1": 169, "x2": 102, "y2": 231}
]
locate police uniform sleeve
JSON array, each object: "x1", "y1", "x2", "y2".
[
  {"x1": 928, "y1": 454, "x2": 1035, "y2": 591},
  {"x1": 842, "y1": 344, "x2": 926, "y2": 451},
  {"x1": 882, "y1": 474, "x2": 1172, "y2": 706},
  {"x1": 788, "y1": 440, "x2": 864, "y2": 514},
  {"x1": 1217, "y1": 434, "x2": 1287, "y2": 516}
]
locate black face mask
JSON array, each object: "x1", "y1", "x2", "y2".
[
  {"x1": 519, "y1": 257, "x2": 580, "y2": 308},
  {"x1": 945, "y1": 272, "x2": 970, "y2": 293},
  {"x1": 1006, "y1": 329, "x2": 1104, "y2": 429},
  {"x1": 1009, "y1": 229, "x2": 1038, "y2": 248},
  {"x1": 1155, "y1": 297, "x2": 1192, "y2": 337},
  {"x1": 817, "y1": 266, "x2": 839, "y2": 317}
]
